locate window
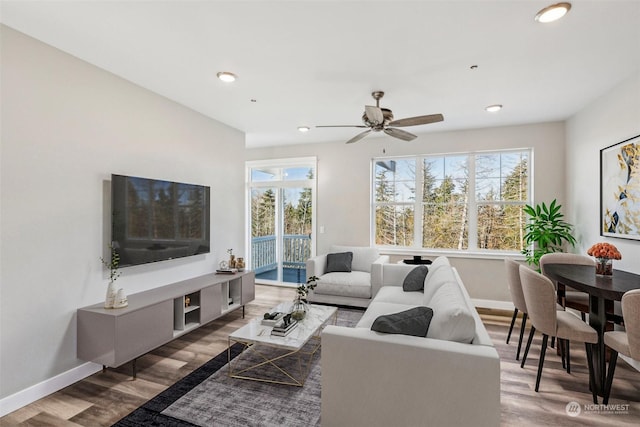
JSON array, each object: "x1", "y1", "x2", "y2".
[
  {"x1": 373, "y1": 149, "x2": 531, "y2": 252},
  {"x1": 247, "y1": 158, "x2": 316, "y2": 285}
]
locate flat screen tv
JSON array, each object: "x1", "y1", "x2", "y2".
[{"x1": 111, "y1": 174, "x2": 210, "y2": 267}]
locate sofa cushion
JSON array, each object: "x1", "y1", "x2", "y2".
[
  {"x1": 326, "y1": 252, "x2": 353, "y2": 272},
  {"x1": 356, "y1": 301, "x2": 419, "y2": 328},
  {"x1": 314, "y1": 271, "x2": 372, "y2": 298},
  {"x1": 403, "y1": 265, "x2": 429, "y2": 291},
  {"x1": 426, "y1": 281, "x2": 476, "y2": 343},
  {"x1": 331, "y1": 245, "x2": 380, "y2": 273},
  {"x1": 375, "y1": 286, "x2": 424, "y2": 305},
  {"x1": 371, "y1": 307, "x2": 434, "y2": 337},
  {"x1": 423, "y1": 263, "x2": 457, "y2": 304}
]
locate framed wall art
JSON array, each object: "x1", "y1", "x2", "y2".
[{"x1": 600, "y1": 134, "x2": 640, "y2": 240}]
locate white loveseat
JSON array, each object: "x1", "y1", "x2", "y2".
[
  {"x1": 306, "y1": 245, "x2": 390, "y2": 308},
  {"x1": 321, "y1": 257, "x2": 501, "y2": 427}
]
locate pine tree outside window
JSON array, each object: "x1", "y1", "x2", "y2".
[{"x1": 373, "y1": 149, "x2": 531, "y2": 253}]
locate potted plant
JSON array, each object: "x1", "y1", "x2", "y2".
[
  {"x1": 100, "y1": 243, "x2": 122, "y2": 308},
  {"x1": 291, "y1": 276, "x2": 319, "y2": 320},
  {"x1": 522, "y1": 199, "x2": 577, "y2": 268}
]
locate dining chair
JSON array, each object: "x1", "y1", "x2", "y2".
[
  {"x1": 539, "y1": 252, "x2": 594, "y2": 321},
  {"x1": 603, "y1": 289, "x2": 640, "y2": 404},
  {"x1": 519, "y1": 265, "x2": 598, "y2": 403},
  {"x1": 504, "y1": 258, "x2": 528, "y2": 360}
]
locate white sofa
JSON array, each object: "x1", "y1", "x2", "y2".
[
  {"x1": 321, "y1": 257, "x2": 501, "y2": 427},
  {"x1": 306, "y1": 245, "x2": 390, "y2": 308}
]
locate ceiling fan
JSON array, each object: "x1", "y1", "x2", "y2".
[{"x1": 316, "y1": 91, "x2": 444, "y2": 144}]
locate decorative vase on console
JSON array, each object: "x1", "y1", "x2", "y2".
[
  {"x1": 292, "y1": 276, "x2": 319, "y2": 320},
  {"x1": 587, "y1": 242, "x2": 621, "y2": 276},
  {"x1": 227, "y1": 248, "x2": 236, "y2": 269},
  {"x1": 101, "y1": 243, "x2": 122, "y2": 309}
]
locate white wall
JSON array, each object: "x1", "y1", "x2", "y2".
[
  {"x1": 247, "y1": 121, "x2": 567, "y2": 303},
  {"x1": 566, "y1": 72, "x2": 640, "y2": 274},
  {"x1": 0, "y1": 26, "x2": 245, "y2": 402}
]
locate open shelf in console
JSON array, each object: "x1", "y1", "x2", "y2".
[
  {"x1": 221, "y1": 277, "x2": 242, "y2": 314},
  {"x1": 173, "y1": 291, "x2": 201, "y2": 337}
]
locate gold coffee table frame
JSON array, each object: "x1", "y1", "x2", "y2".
[{"x1": 227, "y1": 304, "x2": 337, "y2": 387}]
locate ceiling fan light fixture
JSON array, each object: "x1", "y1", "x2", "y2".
[
  {"x1": 535, "y1": 2, "x2": 571, "y2": 23},
  {"x1": 297, "y1": 126, "x2": 310, "y2": 133},
  {"x1": 485, "y1": 104, "x2": 503, "y2": 113},
  {"x1": 216, "y1": 71, "x2": 237, "y2": 83}
]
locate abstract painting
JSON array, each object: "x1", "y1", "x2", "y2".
[{"x1": 601, "y1": 134, "x2": 640, "y2": 240}]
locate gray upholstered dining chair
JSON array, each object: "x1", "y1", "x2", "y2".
[
  {"x1": 504, "y1": 258, "x2": 529, "y2": 360},
  {"x1": 539, "y1": 252, "x2": 594, "y2": 321},
  {"x1": 519, "y1": 265, "x2": 598, "y2": 403},
  {"x1": 603, "y1": 289, "x2": 640, "y2": 404}
]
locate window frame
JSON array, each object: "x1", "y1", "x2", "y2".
[{"x1": 371, "y1": 148, "x2": 532, "y2": 256}]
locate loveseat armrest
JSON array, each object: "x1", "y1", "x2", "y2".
[
  {"x1": 306, "y1": 253, "x2": 328, "y2": 278},
  {"x1": 381, "y1": 262, "x2": 417, "y2": 286},
  {"x1": 321, "y1": 326, "x2": 500, "y2": 427},
  {"x1": 370, "y1": 255, "x2": 390, "y2": 297}
]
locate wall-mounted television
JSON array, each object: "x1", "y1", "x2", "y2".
[{"x1": 111, "y1": 174, "x2": 210, "y2": 267}]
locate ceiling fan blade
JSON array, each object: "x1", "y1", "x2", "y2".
[
  {"x1": 346, "y1": 129, "x2": 372, "y2": 144},
  {"x1": 365, "y1": 105, "x2": 384, "y2": 125},
  {"x1": 388, "y1": 113, "x2": 444, "y2": 127},
  {"x1": 316, "y1": 125, "x2": 368, "y2": 128},
  {"x1": 384, "y1": 127, "x2": 417, "y2": 141}
]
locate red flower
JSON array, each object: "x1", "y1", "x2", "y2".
[{"x1": 587, "y1": 243, "x2": 622, "y2": 260}]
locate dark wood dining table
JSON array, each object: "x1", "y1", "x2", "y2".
[{"x1": 543, "y1": 263, "x2": 640, "y2": 396}]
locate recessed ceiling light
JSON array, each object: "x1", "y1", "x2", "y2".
[
  {"x1": 216, "y1": 71, "x2": 237, "y2": 83},
  {"x1": 535, "y1": 2, "x2": 571, "y2": 23},
  {"x1": 298, "y1": 126, "x2": 310, "y2": 133},
  {"x1": 485, "y1": 104, "x2": 503, "y2": 113}
]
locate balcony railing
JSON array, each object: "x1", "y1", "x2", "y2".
[{"x1": 251, "y1": 234, "x2": 311, "y2": 275}]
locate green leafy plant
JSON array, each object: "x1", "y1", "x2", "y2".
[
  {"x1": 100, "y1": 244, "x2": 122, "y2": 284},
  {"x1": 297, "y1": 275, "x2": 319, "y2": 300},
  {"x1": 522, "y1": 199, "x2": 577, "y2": 268}
]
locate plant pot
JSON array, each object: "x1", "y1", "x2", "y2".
[
  {"x1": 105, "y1": 281, "x2": 116, "y2": 308},
  {"x1": 291, "y1": 298, "x2": 308, "y2": 321}
]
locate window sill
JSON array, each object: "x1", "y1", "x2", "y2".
[{"x1": 377, "y1": 247, "x2": 526, "y2": 261}]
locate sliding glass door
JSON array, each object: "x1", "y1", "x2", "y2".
[{"x1": 247, "y1": 158, "x2": 316, "y2": 285}]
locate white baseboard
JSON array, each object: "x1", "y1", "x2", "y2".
[
  {"x1": 0, "y1": 362, "x2": 102, "y2": 417},
  {"x1": 472, "y1": 299, "x2": 515, "y2": 311}
]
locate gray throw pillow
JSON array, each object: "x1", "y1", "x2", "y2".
[
  {"x1": 326, "y1": 251, "x2": 353, "y2": 272},
  {"x1": 403, "y1": 265, "x2": 429, "y2": 291},
  {"x1": 371, "y1": 307, "x2": 434, "y2": 337}
]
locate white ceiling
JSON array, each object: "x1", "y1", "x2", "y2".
[{"x1": 2, "y1": 1, "x2": 640, "y2": 148}]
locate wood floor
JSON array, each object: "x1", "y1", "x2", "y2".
[{"x1": 2, "y1": 285, "x2": 638, "y2": 426}]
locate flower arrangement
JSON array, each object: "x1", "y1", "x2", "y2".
[{"x1": 587, "y1": 242, "x2": 622, "y2": 260}]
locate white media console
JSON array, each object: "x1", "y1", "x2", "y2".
[{"x1": 77, "y1": 270, "x2": 255, "y2": 377}]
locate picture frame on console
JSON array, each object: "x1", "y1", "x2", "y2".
[{"x1": 600, "y1": 134, "x2": 640, "y2": 241}]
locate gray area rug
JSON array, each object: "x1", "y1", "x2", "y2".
[{"x1": 161, "y1": 308, "x2": 363, "y2": 427}]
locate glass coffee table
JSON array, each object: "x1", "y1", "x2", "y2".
[{"x1": 228, "y1": 302, "x2": 337, "y2": 386}]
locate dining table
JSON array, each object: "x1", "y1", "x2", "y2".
[{"x1": 542, "y1": 263, "x2": 640, "y2": 396}]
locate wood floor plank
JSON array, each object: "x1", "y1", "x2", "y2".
[{"x1": 1, "y1": 284, "x2": 638, "y2": 426}]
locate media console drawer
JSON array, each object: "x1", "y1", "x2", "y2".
[{"x1": 77, "y1": 300, "x2": 173, "y2": 367}]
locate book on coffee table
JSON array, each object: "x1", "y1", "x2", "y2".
[{"x1": 271, "y1": 318, "x2": 298, "y2": 336}]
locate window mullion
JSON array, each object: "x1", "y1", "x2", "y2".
[
  {"x1": 468, "y1": 155, "x2": 478, "y2": 250},
  {"x1": 414, "y1": 157, "x2": 424, "y2": 249}
]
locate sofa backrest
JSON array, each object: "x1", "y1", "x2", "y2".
[
  {"x1": 330, "y1": 245, "x2": 380, "y2": 273},
  {"x1": 423, "y1": 256, "x2": 455, "y2": 302}
]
